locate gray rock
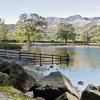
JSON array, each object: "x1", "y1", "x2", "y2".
[
  {"x1": 33, "y1": 71, "x2": 79, "y2": 100},
  {"x1": 56, "y1": 92, "x2": 79, "y2": 100},
  {"x1": 0, "y1": 59, "x2": 11, "y2": 71},
  {"x1": 34, "y1": 97, "x2": 45, "y2": 100},
  {"x1": 0, "y1": 62, "x2": 38, "y2": 93},
  {"x1": 81, "y1": 84, "x2": 100, "y2": 100},
  {"x1": 78, "y1": 81, "x2": 84, "y2": 85},
  {"x1": 1, "y1": 62, "x2": 25, "y2": 85},
  {"x1": 14, "y1": 71, "x2": 37, "y2": 92},
  {"x1": 24, "y1": 91, "x2": 34, "y2": 98},
  {"x1": 0, "y1": 72, "x2": 9, "y2": 84}
]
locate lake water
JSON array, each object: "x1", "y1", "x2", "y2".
[{"x1": 25, "y1": 45, "x2": 100, "y2": 93}]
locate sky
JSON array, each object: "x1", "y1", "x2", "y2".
[{"x1": 0, "y1": 0, "x2": 100, "y2": 24}]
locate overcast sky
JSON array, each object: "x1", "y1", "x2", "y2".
[{"x1": 0, "y1": 0, "x2": 100, "y2": 24}]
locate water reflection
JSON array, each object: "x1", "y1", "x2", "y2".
[
  {"x1": 23, "y1": 46, "x2": 100, "y2": 92},
  {"x1": 23, "y1": 46, "x2": 100, "y2": 70}
]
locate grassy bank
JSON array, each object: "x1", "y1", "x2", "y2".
[
  {"x1": 0, "y1": 43, "x2": 22, "y2": 50},
  {"x1": 0, "y1": 83, "x2": 33, "y2": 100}
]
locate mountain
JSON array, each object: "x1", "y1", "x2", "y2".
[
  {"x1": 6, "y1": 15, "x2": 100, "y2": 36},
  {"x1": 46, "y1": 15, "x2": 100, "y2": 34},
  {"x1": 46, "y1": 15, "x2": 100, "y2": 27}
]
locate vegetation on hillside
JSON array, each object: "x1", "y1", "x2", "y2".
[{"x1": 0, "y1": 13, "x2": 100, "y2": 45}]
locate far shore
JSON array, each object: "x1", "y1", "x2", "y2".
[{"x1": 32, "y1": 43, "x2": 100, "y2": 48}]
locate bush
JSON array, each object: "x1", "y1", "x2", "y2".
[
  {"x1": 1, "y1": 40, "x2": 17, "y2": 42},
  {"x1": 0, "y1": 43, "x2": 22, "y2": 50}
]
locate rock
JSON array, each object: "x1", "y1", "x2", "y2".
[
  {"x1": 24, "y1": 91, "x2": 34, "y2": 98},
  {"x1": 1, "y1": 62, "x2": 24, "y2": 75},
  {"x1": 33, "y1": 71, "x2": 79, "y2": 100},
  {"x1": 0, "y1": 72, "x2": 9, "y2": 84},
  {"x1": 81, "y1": 84, "x2": 100, "y2": 100},
  {"x1": 0, "y1": 59, "x2": 11, "y2": 71},
  {"x1": 14, "y1": 71, "x2": 38, "y2": 92},
  {"x1": 1, "y1": 62, "x2": 25, "y2": 85},
  {"x1": 50, "y1": 65, "x2": 53, "y2": 68},
  {"x1": 34, "y1": 97, "x2": 45, "y2": 100},
  {"x1": 0, "y1": 62, "x2": 38, "y2": 92},
  {"x1": 56, "y1": 92, "x2": 79, "y2": 100},
  {"x1": 78, "y1": 81, "x2": 84, "y2": 85}
]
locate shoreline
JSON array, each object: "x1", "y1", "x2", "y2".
[{"x1": 33, "y1": 44, "x2": 100, "y2": 48}]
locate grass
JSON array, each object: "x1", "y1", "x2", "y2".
[
  {"x1": 0, "y1": 83, "x2": 33, "y2": 100},
  {"x1": 0, "y1": 43, "x2": 22, "y2": 50}
]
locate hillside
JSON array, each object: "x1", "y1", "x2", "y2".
[
  {"x1": 46, "y1": 15, "x2": 100, "y2": 34},
  {"x1": 6, "y1": 15, "x2": 100, "y2": 36}
]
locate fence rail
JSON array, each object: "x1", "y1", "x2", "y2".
[{"x1": 0, "y1": 49, "x2": 70, "y2": 66}]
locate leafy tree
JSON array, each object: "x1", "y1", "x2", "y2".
[
  {"x1": 56, "y1": 24, "x2": 75, "y2": 44},
  {"x1": 14, "y1": 13, "x2": 47, "y2": 52},
  {"x1": 19, "y1": 13, "x2": 28, "y2": 22},
  {"x1": 0, "y1": 19, "x2": 7, "y2": 41},
  {"x1": 82, "y1": 25, "x2": 100, "y2": 44}
]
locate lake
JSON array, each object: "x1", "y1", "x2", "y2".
[{"x1": 24, "y1": 45, "x2": 100, "y2": 93}]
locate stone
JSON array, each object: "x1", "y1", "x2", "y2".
[
  {"x1": 78, "y1": 81, "x2": 84, "y2": 85},
  {"x1": 0, "y1": 62, "x2": 38, "y2": 92},
  {"x1": 14, "y1": 71, "x2": 37, "y2": 92},
  {"x1": 1, "y1": 62, "x2": 25, "y2": 85},
  {"x1": 56, "y1": 92, "x2": 79, "y2": 100},
  {"x1": 34, "y1": 97, "x2": 45, "y2": 100},
  {"x1": 33, "y1": 71, "x2": 79, "y2": 100},
  {"x1": 0, "y1": 72, "x2": 9, "y2": 84},
  {"x1": 0, "y1": 59, "x2": 10, "y2": 71},
  {"x1": 81, "y1": 84, "x2": 100, "y2": 100},
  {"x1": 24, "y1": 91, "x2": 34, "y2": 98}
]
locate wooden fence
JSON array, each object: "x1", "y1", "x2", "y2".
[{"x1": 0, "y1": 49, "x2": 70, "y2": 66}]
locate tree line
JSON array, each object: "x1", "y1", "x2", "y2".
[{"x1": 0, "y1": 13, "x2": 100, "y2": 45}]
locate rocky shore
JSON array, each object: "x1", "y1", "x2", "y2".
[{"x1": 0, "y1": 58, "x2": 100, "y2": 100}]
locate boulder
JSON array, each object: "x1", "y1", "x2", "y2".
[
  {"x1": 0, "y1": 59, "x2": 11, "y2": 71},
  {"x1": 81, "y1": 84, "x2": 100, "y2": 100},
  {"x1": 1, "y1": 62, "x2": 24, "y2": 75},
  {"x1": 56, "y1": 92, "x2": 79, "y2": 100},
  {"x1": 33, "y1": 71, "x2": 79, "y2": 100},
  {"x1": 14, "y1": 71, "x2": 38, "y2": 92},
  {"x1": 0, "y1": 62, "x2": 38, "y2": 92},
  {"x1": 1, "y1": 62, "x2": 25, "y2": 85},
  {"x1": 0, "y1": 72, "x2": 9, "y2": 84}
]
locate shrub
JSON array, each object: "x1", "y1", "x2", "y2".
[{"x1": 0, "y1": 43, "x2": 22, "y2": 50}]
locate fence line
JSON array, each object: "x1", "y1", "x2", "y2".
[{"x1": 0, "y1": 49, "x2": 70, "y2": 66}]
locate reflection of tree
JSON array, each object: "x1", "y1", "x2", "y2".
[
  {"x1": 54, "y1": 47, "x2": 76, "y2": 69},
  {"x1": 28, "y1": 46, "x2": 81, "y2": 69}
]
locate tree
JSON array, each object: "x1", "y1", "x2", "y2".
[
  {"x1": 82, "y1": 25, "x2": 100, "y2": 45},
  {"x1": 0, "y1": 19, "x2": 7, "y2": 41},
  {"x1": 19, "y1": 13, "x2": 28, "y2": 22},
  {"x1": 56, "y1": 24, "x2": 75, "y2": 44},
  {"x1": 14, "y1": 13, "x2": 47, "y2": 52}
]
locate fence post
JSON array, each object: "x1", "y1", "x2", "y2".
[
  {"x1": 33, "y1": 53, "x2": 36, "y2": 63},
  {"x1": 40, "y1": 53, "x2": 42, "y2": 66},
  {"x1": 52, "y1": 55, "x2": 53, "y2": 66},
  {"x1": 5, "y1": 49, "x2": 6, "y2": 56},
  {"x1": 19, "y1": 49, "x2": 21, "y2": 60},
  {"x1": 66, "y1": 54, "x2": 70, "y2": 66},
  {"x1": 60, "y1": 56, "x2": 61, "y2": 64}
]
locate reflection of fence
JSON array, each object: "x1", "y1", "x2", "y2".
[{"x1": 0, "y1": 49, "x2": 70, "y2": 66}]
